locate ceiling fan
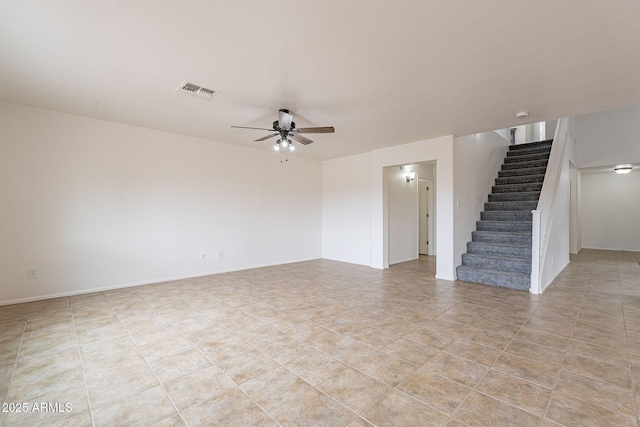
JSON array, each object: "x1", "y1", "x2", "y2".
[{"x1": 231, "y1": 109, "x2": 335, "y2": 152}]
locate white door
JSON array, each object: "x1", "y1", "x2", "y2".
[{"x1": 419, "y1": 178, "x2": 430, "y2": 254}]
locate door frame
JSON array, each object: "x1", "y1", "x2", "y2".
[{"x1": 418, "y1": 177, "x2": 431, "y2": 255}]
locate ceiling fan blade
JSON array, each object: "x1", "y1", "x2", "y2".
[
  {"x1": 292, "y1": 134, "x2": 314, "y2": 145},
  {"x1": 296, "y1": 126, "x2": 335, "y2": 134},
  {"x1": 254, "y1": 134, "x2": 278, "y2": 142},
  {"x1": 231, "y1": 125, "x2": 275, "y2": 131},
  {"x1": 279, "y1": 110, "x2": 293, "y2": 130}
]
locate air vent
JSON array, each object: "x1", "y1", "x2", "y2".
[{"x1": 175, "y1": 81, "x2": 219, "y2": 101}]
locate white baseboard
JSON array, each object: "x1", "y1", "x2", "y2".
[
  {"x1": 0, "y1": 257, "x2": 320, "y2": 306},
  {"x1": 540, "y1": 259, "x2": 570, "y2": 294},
  {"x1": 389, "y1": 256, "x2": 418, "y2": 265}
]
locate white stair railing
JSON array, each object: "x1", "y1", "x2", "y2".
[{"x1": 530, "y1": 118, "x2": 568, "y2": 294}]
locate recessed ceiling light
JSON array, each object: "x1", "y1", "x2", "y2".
[
  {"x1": 614, "y1": 165, "x2": 633, "y2": 174},
  {"x1": 515, "y1": 111, "x2": 529, "y2": 118}
]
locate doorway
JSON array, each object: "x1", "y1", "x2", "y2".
[{"x1": 387, "y1": 161, "x2": 436, "y2": 265}]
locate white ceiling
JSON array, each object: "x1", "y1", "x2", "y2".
[{"x1": 1, "y1": 1, "x2": 640, "y2": 160}]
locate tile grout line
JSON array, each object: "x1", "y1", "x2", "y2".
[
  {"x1": 144, "y1": 292, "x2": 287, "y2": 427},
  {"x1": 108, "y1": 292, "x2": 191, "y2": 427},
  {"x1": 537, "y1": 273, "x2": 586, "y2": 427},
  {"x1": 226, "y1": 295, "x2": 406, "y2": 424},
  {"x1": 0, "y1": 313, "x2": 28, "y2": 425},
  {"x1": 185, "y1": 297, "x2": 286, "y2": 427},
  {"x1": 445, "y1": 293, "x2": 554, "y2": 425},
  {"x1": 545, "y1": 256, "x2": 639, "y2": 424},
  {"x1": 70, "y1": 296, "x2": 99, "y2": 427},
  {"x1": 616, "y1": 252, "x2": 640, "y2": 426}
]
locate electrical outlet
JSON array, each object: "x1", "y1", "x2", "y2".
[
  {"x1": 199, "y1": 252, "x2": 206, "y2": 260},
  {"x1": 27, "y1": 268, "x2": 38, "y2": 279},
  {"x1": 217, "y1": 251, "x2": 224, "y2": 259}
]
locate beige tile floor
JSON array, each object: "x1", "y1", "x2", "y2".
[{"x1": 1, "y1": 249, "x2": 640, "y2": 426}]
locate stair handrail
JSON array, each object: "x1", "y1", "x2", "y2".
[{"x1": 530, "y1": 118, "x2": 568, "y2": 294}]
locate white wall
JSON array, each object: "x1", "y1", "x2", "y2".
[
  {"x1": 569, "y1": 164, "x2": 581, "y2": 254},
  {"x1": 388, "y1": 166, "x2": 418, "y2": 264},
  {"x1": 513, "y1": 121, "x2": 557, "y2": 146},
  {"x1": 321, "y1": 152, "x2": 372, "y2": 265},
  {"x1": 574, "y1": 103, "x2": 640, "y2": 168},
  {"x1": 322, "y1": 136, "x2": 455, "y2": 280},
  {"x1": 571, "y1": 104, "x2": 640, "y2": 254},
  {"x1": 453, "y1": 131, "x2": 509, "y2": 268},
  {"x1": 546, "y1": 119, "x2": 558, "y2": 140},
  {"x1": 370, "y1": 136, "x2": 455, "y2": 280},
  {"x1": 0, "y1": 101, "x2": 322, "y2": 304},
  {"x1": 513, "y1": 125, "x2": 527, "y2": 145},
  {"x1": 580, "y1": 170, "x2": 640, "y2": 251}
]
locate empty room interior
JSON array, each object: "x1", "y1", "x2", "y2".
[{"x1": 2, "y1": 1, "x2": 640, "y2": 426}]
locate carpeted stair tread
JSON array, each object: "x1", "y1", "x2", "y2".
[
  {"x1": 462, "y1": 253, "x2": 532, "y2": 274},
  {"x1": 457, "y1": 139, "x2": 552, "y2": 291},
  {"x1": 508, "y1": 139, "x2": 553, "y2": 150},
  {"x1": 495, "y1": 174, "x2": 545, "y2": 185},
  {"x1": 506, "y1": 146, "x2": 551, "y2": 157},
  {"x1": 484, "y1": 201, "x2": 538, "y2": 212},
  {"x1": 476, "y1": 220, "x2": 532, "y2": 232},
  {"x1": 502, "y1": 159, "x2": 549, "y2": 170},
  {"x1": 456, "y1": 266, "x2": 530, "y2": 290},
  {"x1": 492, "y1": 182, "x2": 543, "y2": 193},
  {"x1": 498, "y1": 166, "x2": 547, "y2": 177},
  {"x1": 472, "y1": 231, "x2": 532, "y2": 245},
  {"x1": 488, "y1": 191, "x2": 541, "y2": 202},
  {"x1": 504, "y1": 152, "x2": 552, "y2": 163},
  {"x1": 481, "y1": 211, "x2": 532, "y2": 221},
  {"x1": 467, "y1": 241, "x2": 532, "y2": 258}
]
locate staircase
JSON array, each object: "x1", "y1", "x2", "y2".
[{"x1": 456, "y1": 139, "x2": 553, "y2": 291}]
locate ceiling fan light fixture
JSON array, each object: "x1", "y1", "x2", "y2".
[{"x1": 232, "y1": 109, "x2": 335, "y2": 153}]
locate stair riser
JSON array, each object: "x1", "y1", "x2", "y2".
[
  {"x1": 467, "y1": 242, "x2": 532, "y2": 258},
  {"x1": 481, "y1": 211, "x2": 532, "y2": 221},
  {"x1": 457, "y1": 139, "x2": 550, "y2": 291},
  {"x1": 498, "y1": 167, "x2": 547, "y2": 177},
  {"x1": 489, "y1": 192, "x2": 540, "y2": 202},
  {"x1": 502, "y1": 160, "x2": 549, "y2": 170},
  {"x1": 476, "y1": 221, "x2": 532, "y2": 232},
  {"x1": 492, "y1": 183, "x2": 543, "y2": 193},
  {"x1": 504, "y1": 153, "x2": 551, "y2": 164},
  {"x1": 495, "y1": 175, "x2": 545, "y2": 185},
  {"x1": 456, "y1": 267, "x2": 530, "y2": 290},
  {"x1": 506, "y1": 148, "x2": 551, "y2": 158},
  {"x1": 472, "y1": 232, "x2": 532, "y2": 245},
  {"x1": 509, "y1": 140, "x2": 553, "y2": 151},
  {"x1": 484, "y1": 202, "x2": 538, "y2": 212},
  {"x1": 462, "y1": 254, "x2": 532, "y2": 274}
]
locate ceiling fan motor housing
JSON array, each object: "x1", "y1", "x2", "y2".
[
  {"x1": 231, "y1": 108, "x2": 334, "y2": 145},
  {"x1": 273, "y1": 120, "x2": 296, "y2": 131}
]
